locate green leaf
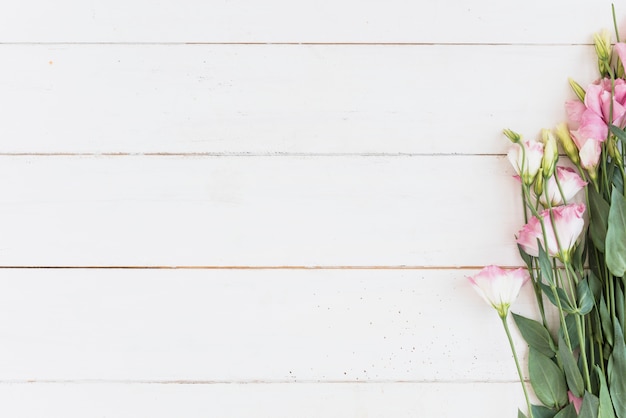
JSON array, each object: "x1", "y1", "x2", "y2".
[
  {"x1": 538, "y1": 241, "x2": 555, "y2": 285},
  {"x1": 530, "y1": 348, "x2": 568, "y2": 409},
  {"x1": 610, "y1": 124, "x2": 626, "y2": 144},
  {"x1": 513, "y1": 313, "x2": 556, "y2": 357},
  {"x1": 564, "y1": 313, "x2": 580, "y2": 350},
  {"x1": 554, "y1": 404, "x2": 577, "y2": 418},
  {"x1": 609, "y1": 321, "x2": 626, "y2": 418},
  {"x1": 541, "y1": 283, "x2": 575, "y2": 313},
  {"x1": 518, "y1": 244, "x2": 533, "y2": 270},
  {"x1": 606, "y1": 189, "x2": 626, "y2": 277},
  {"x1": 578, "y1": 279, "x2": 595, "y2": 315},
  {"x1": 518, "y1": 410, "x2": 527, "y2": 418},
  {"x1": 600, "y1": 295, "x2": 614, "y2": 347},
  {"x1": 579, "y1": 392, "x2": 600, "y2": 418},
  {"x1": 559, "y1": 333, "x2": 584, "y2": 397},
  {"x1": 617, "y1": 284, "x2": 625, "y2": 333},
  {"x1": 597, "y1": 366, "x2": 616, "y2": 418},
  {"x1": 589, "y1": 185, "x2": 611, "y2": 253},
  {"x1": 532, "y1": 404, "x2": 557, "y2": 418}
]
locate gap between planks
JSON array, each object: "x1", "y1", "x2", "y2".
[
  {"x1": 0, "y1": 42, "x2": 595, "y2": 46},
  {"x1": 0, "y1": 265, "x2": 521, "y2": 270},
  {"x1": 0, "y1": 379, "x2": 528, "y2": 385}
]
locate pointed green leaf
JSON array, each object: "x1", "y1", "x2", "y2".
[
  {"x1": 519, "y1": 410, "x2": 527, "y2": 418},
  {"x1": 564, "y1": 313, "x2": 580, "y2": 349},
  {"x1": 518, "y1": 244, "x2": 533, "y2": 270},
  {"x1": 589, "y1": 182, "x2": 611, "y2": 253},
  {"x1": 578, "y1": 279, "x2": 595, "y2": 315},
  {"x1": 559, "y1": 333, "x2": 584, "y2": 397},
  {"x1": 606, "y1": 189, "x2": 626, "y2": 277},
  {"x1": 617, "y1": 285, "x2": 625, "y2": 333},
  {"x1": 599, "y1": 295, "x2": 614, "y2": 346},
  {"x1": 513, "y1": 313, "x2": 556, "y2": 357},
  {"x1": 596, "y1": 366, "x2": 616, "y2": 418},
  {"x1": 532, "y1": 404, "x2": 557, "y2": 418},
  {"x1": 540, "y1": 283, "x2": 575, "y2": 313},
  {"x1": 610, "y1": 124, "x2": 626, "y2": 144},
  {"x1": 530, "y1": 348, "x2": 568, "y2": 409},
  {"x1": 579, "y1": 392, "x2": 600, "y2": 418},
  {"x1": 609, "y1": 321, "x2": 626, "y2": 418},
  {"x1": 538, "y1": 241, "x2": 555, "y2": 285},
  {"x1": 554, "y1": 404, "x2": 577, "y2": 418}
]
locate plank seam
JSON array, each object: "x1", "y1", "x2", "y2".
[{"x1": 0, "y1": 42, "x2": 594, "y2": 46}]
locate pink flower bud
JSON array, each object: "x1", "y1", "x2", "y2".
[{"x1": 507, "y1": 139, "x2": 544, "y2": 185}]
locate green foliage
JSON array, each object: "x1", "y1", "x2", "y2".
[
  {"x1": 606, "y1": 189, "x2": 626, "y2": 277},
  {"x1": 559, "y1": 333, "x2": 584, "y2": 397},
  {"x1": 589, "y1": 185, "x2": 610, "y2": 253},
  {"x1": 597, "y1": 366, "x2": 616, "y2": 418},
  {"x1": 579, "y1": 392, "x2": 600, "y2": 418},
  {"x1": 553, "y1": 404, "x2": 577, "y2": 418},
  {"x1": 530, "y1": 348, "x2": 568, "y2": 409},
  {"x1": 609, "y1": 322, "x2": 626, "y2": 418},
  {"x1": 513, "y1": 313, "x2": 556, "y2": 357}
]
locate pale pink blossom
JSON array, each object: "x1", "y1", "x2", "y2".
[
  {"x1": 507, "y1": 139, "x2": 544, "y2": 185},
  {"x1": 568, "y1": 391, "x2": 583, "y2": 414},
  {"x1": 467, "y1": 266, "x2": 530, "y2": 317},
  {"x1": 516, "y1": 203, "x2": 586, "y2": 262},
  {"x1": 539, "y1": 166, "x2": 587, "y2": 206},
  {"x1": 566, "y1": 77, "x2": 626, "y2": 169}
]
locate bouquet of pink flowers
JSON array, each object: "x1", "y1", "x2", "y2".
[{"x1": 468, "y1": 9, "x2": 626, "y2": 418}]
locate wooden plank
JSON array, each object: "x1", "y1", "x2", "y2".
[
  {"x1": 0, "y1": 44, "x2": 597, "y2": 155},
  {"x1": 0, "y1": 382, "x2": 528, "y2": 418},
  {"x1": 0, "y1": 155, "x2": 528, "y2": 267},
  {"x1": 0, "y1": 0, "x2": 620, "y2": 44},
  {"x1": 0, "y1": 269, "x2": 542, "y2": 381}
]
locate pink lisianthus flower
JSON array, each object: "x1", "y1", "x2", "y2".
[
  {"x1": 568, "y1": 391, "x2": 583, "y2": 414},
  {"x1": 566, "y1": 77, "x2": 626, "y2": 169},
  {"x1": 467, "y1": 266, "x2": 530, "y2": 318},
  {"x1": 507, "y1": 139, "x2": 544, "y2": 185},
  {"x1": 539, "y1": 166, "x2": 587, "y2": 207},
  {"x1": 516, "y1": 203, "x2": 586, "y2": 263}
]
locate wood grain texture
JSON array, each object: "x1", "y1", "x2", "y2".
[
  {"x1": 0, "y1": 0, "x2": 620, "y2": 44},
  {"x1": 0, "y1": 269, "x2": 543, "y2": 381},
  {"x1": 0, "y1": 382, "x2": 527, "y2": 418},
  {"x1": 0, "y1": 44, "x2": 597, "y2": 155},
  {"x1": 0, "y1": 155, "x2": 530, "y2": 267}
]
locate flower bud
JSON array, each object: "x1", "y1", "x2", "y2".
[
  {"x1": 503, "y1": 129, "x2": 521, "y2": 144},
  {"x1": 507, "y1": 139, "x2": 544, "y2": 186},
  {"x1": 568, "y1": 78, "x2": 586, "y2": 102},
  {"x1": 594, "y1": 30, "x2": 612, "y2": 76},
  {"x1": 594, "y1": 30, "x2": 612, "y2": 61},
  {"x1": 555, "y1": 123, "x2": 581, "y2": 166},
  {"x1": 608, "y1": 137, "x2": 623, "y2": 166},
  {"x1": 541, "y1": 129, "x2": 559, "y2": 178},
  {"x1": 534, "y1": 170, "x2": 544, "y2": 196}
]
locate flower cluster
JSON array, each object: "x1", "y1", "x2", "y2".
[{"x1": 467, "y1": 15, "x2": 626, "y2": 418}]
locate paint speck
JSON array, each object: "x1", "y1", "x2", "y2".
[{"x1": 48, "y1": 61, "x2": 53, "y2": 65}]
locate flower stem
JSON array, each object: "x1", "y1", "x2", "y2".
[{"x1": 501, "y1": 315, "x2": 533, "y2": 418}]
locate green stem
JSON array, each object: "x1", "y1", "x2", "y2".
[
  {"x1": 575, "y1": 314, "x2": 593, "y2": 392},
  {"x1": 501, "y1": 315, "x2": 533, "y2": 418}
]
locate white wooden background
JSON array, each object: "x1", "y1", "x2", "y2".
[{"x1": 0, "y1": 1, "x2": 615, "y2": 416}]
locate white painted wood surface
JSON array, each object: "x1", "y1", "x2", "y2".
[{"x1": 0, "y1": 0, "x2": 605, "y2": 416}]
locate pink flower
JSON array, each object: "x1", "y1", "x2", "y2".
[
  {"x1": 516, "y1": 203, "x2": 586, "y2": 262},
  {"x1": 467, "y1": 266, "x2": 530, "y2": 318},
  {"x1": 566, "y1": 77, "x2": 626, "y2": 169},
  {"x1": 539, "y1": 166, "x2": 587, "y2": 206},
  {"x1": 568, "y1": 391, "x2": 583, "y2": 414},
  {"x1": 507, "y1": 139, "x2": 544, "y2": 185}
]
